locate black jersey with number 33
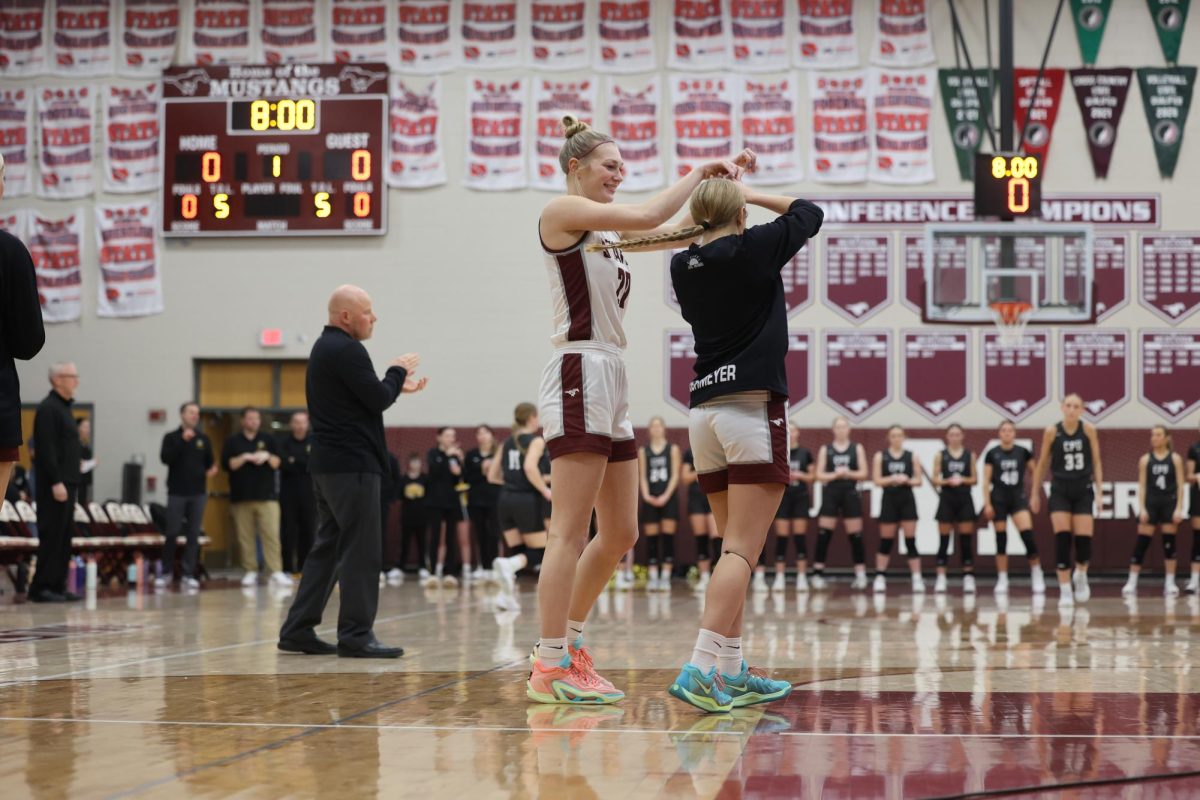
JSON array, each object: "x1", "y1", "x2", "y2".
[{"x1": 1051, "y1": 422, "x2": 1093, "y2": 481}]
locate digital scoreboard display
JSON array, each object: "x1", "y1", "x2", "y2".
[
  {"x1": 160, "y1": 63, "x2": 388, "y2": 237},
  {"x1": 973, "y1": 153, "x2": 1042, "y2": 219}
]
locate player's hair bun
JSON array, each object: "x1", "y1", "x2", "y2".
[{"x1": 562, "y1": 115, "x2": 591, "y2": 139}]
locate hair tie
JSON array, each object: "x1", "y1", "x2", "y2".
[{"x1": 699, "y1": 221, "x2": 711, "y2": 230}]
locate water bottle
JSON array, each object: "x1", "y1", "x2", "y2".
[
  {"x1": 126, "y1": 559, "x2": 138, "y2": 587},
  {"x1": 85, "y1": 557, "x2": 98, "y2": 590}
]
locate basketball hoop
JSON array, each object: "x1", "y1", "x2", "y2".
[{"x1": 989, "y1": 301, "x2": 1033, "y2": 346}]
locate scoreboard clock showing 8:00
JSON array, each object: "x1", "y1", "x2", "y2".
[
  {"x1": 160, "y1": 63, "x2": 388, "y2": 237},
  {"x1": 973, "y1": 152, "x2": 1042, "y2": 219}
]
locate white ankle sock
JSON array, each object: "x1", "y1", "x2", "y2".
[
  {"x1": 690, "y1": 629, "x2": 723, "y2": 671},
  {"x1": 567, "y1": 619, "x2": 585, "y2": 644},
  {"x1": 537, "y1": 637, "x2": 568, "y2": 667},
  {"x1": 718, "y1": 636, "x2": 743, "y2": 677}
]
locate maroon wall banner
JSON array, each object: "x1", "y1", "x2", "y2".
[
  {"x1": 784, "y1": 331, "x2": 814, "y2": 411},
  {"x1": 981, "y1": 331, "x2": 1050, "y2": 422},
  {"x1": 823, "y1": 329, "x2": 892, "y2": 422},
  {"x1": 1061, "y1": 330, "x2": 1129, "y2": 421},
  {"x1": 1139, "y1": 234, "x2": 1200, "y2": 324},
  {"x1": 901, "y1": 330, "x2": 970, "y2": 422},
  {"x1": 902, "y1": 230, "x2": 968, "y2": 311},
  {"x1": 823, "y1": 233, "x2": 892, "y2": 322},
  {"x1": 1013, "y1": 67, "x2": 1066, "y2": 171},
  {"x1": 665, "y1": 329, "x2": 696, "y2": 415},
  {"x1": 1064, "y1": 233, "x2": 1127, "y2": 321},
  {"x1": 1069, "y1": 67, "x2": 1132, "y2": 179},
  {"x1": 1139, "y1": 330, "x2": 1200, "y2": 423}
]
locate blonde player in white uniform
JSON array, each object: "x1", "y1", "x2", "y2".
[{"x1": 527, "y1": 115, "x2": 749, "y2": 704}]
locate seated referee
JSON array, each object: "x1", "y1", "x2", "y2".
[{"x1": 278, "y1": 285, "x2": 427, "y2": 658}]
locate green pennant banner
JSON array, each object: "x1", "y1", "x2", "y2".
[
  {"x1": 938, "y1": 69, "x2": 994, "y2": 180},
  {"x1": 1070, "y1": 0, "x2": 1113, "y2": 65},
  {"x1": 1146, "y1": 0, "x2": 1191, "y2": 64},
  {"x1": 1137, "y1": 66, "x2": 1196, "y2": 177}
]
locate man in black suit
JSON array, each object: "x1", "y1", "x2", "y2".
[
  {"x1": 278, "y1": 285, "x2": 427, "y2": 658},
  {"x1": 29, "y1": 362, "x2": 83, "y2": 602}
]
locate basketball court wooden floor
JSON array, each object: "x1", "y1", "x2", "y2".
[{"x1": 2, "y1": 579, "x2": 1198, "y2": 799}]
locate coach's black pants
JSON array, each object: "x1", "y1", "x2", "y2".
[
  {"x1": 279, "y1": 472, "x2": 381, "y2": 650},
  {"x1": 30, "y1": 483, "x2": 76, "y2": 596},
  {"x1": 280, "y1": 478, "x2": 317, "y2": 573},
  {"x1": 164, "y1": 493, "x2": 207, "y2": 580}
]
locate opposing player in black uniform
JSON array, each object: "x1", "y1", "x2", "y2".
[
  {"x1": 932, "y1": 424, "x2": 978, "y2": 594},
  {"x1": 1031, "y1": 394, "x2": 1104, "y2": 607},
  {"x1": 489, "y1": 403, "x2": 552, "y2": 611},
  {"x1": 638, "y1": 416, "x2": 681, "y2": 591},
  {"x1": 1122, "y1": 426, "x2": 1185, "y2": 598},
  {"x1": 872, "y1": 426, "x2": 925, "y2": 594},
  {"x1": 1187, "y1": 429, "x2": 1200, "y2": 595},
  {"x1": 812, "y1": 417, "x2": 870, "y2": 590},
  {"x1": 425, "y1": 427, "x2": 470, "y2": 587},
  {"x1": 763, "y1": 423, "x2": 814, "y2": 593},
  {"x1": 982, "y1": 420, "x2": 1045, "y2": 596},
  {"x1": 682, "y1": 448, "x2": 717, "y2": 593}
]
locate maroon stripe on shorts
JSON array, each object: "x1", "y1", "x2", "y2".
[
  {"x1": 556, "y1": 249, "x2": 592, "y2": 341},
  {"x1": 729, "y1": 396, "x2": 790, "y2": 486},
  {"x1": 0, "y1": 447, "x2": 18, "y2": 462},
  {"x1": 698, "y1": 470, "x2": 729, "y2": 494},
  {"x1": 609, "y1": 439, "x2": 637, "y2": 463},
  {"x1": 560, "y1": 353, "x2": 586, "y2": 436}
]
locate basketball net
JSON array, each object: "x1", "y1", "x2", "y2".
[{"x1": 989, "y1": 301, "x2": 1033, "y2": 347}]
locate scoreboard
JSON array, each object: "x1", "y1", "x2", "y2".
[{"x1": 160, "y1": 63, "x2": 388, "y2": 237}]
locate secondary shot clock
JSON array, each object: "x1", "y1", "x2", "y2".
[{"x1": 973, "y1": 152, "x2": 1042, "y2": 219}]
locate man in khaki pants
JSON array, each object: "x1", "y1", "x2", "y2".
[{"x1": 222, "y1": 407, "x2": 291, "y2": 588}]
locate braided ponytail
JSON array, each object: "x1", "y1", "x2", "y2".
[{"x1": 586, "y1": 177, "x2": 745, "y2": 252}]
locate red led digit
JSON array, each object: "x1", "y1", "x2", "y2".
[
  {"x1": 201, "y1": 151, "x2": 221, "y2": 183},
  {"x1": 353, "y1": 192, "x2": 370, "y2": 217},
  {"x1": 181, "y1": 194, "x2": 198, "y2": 219}
]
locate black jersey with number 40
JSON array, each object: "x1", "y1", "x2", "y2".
[
  {"x1": 1146, "y1": 451, "x2": 1177, "y2": 501},
  {"x1": 984, "y1": 445, "x2": 1032, "y2": 494},
  {"x1": 1051, "y1": 422, "x2": 1093, "y2": 480}
]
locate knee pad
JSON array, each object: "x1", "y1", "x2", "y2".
[
  {"x1": 722, "y1": 549, "x2": 753, "y2": 570},
  {"x1": 815, "y1": 528, "x2": 834, "y2": 562},
  {"x1": 878, "y1": 537, "x2": 895, "y2": 555},
  {"x1": 995, "y1": 531, "x2": 1008, "y2": 554},
  {"x1": 1075, "y1": 536, "x2": 1092, "y2": 565},
  {"x1": 694, "y1": 533, "x2": 709, "y2": 561},
  {"x1": 1055, "y1": 531, "x2": 1072, "y2": 570},
  {"x1": 661, "y1": 534, "x2": 675, "y2": 562},
  {"x1": 794, "y1": 534, "x2": 807, "y2": 559},
  {"x1": 1020, "y1": 530, "x2": 1038, "y2": 557},
  {"x1": 904, "y1": 536, "x2": 919, "y2": 558},
  {"x1": 1163, "y1": 534, "x2": 1177, "y2": 561},
  {"x1": 848, "y1": 533, "x2": 865, "y2": 564},
  {"x1": 936, "y1": 534, "x2": 950, "y2": 566},
  {"x1": 1131, "y1": 534, "x2": 1152, "y2": 565},
  {"x1": 959, "y1": 534, "x2": 975, "y2": 567}
]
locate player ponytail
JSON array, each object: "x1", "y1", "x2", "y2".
[
  {"x1": 1152, "y1": 424, "x2": 1172, "y2": 450},
  {"x1": 558, "y1": 115, "x2": 613, "y2": 174},
  {"x1": 588, "y1": 177, "x2": 744, "y2": 252},
  {"x1": 512, "y1": 402, "x2": 538, "y2": 437}
]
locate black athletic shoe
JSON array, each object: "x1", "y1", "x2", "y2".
[
  {"x1": 29, "y1": 589, "x2": 67, "y2": 603},
  {"x1": 62, "y1": 591, "x2": 83, "y2": 602},
  {"x1": 337, "y1": 638, "x2": 404, "y2": 659},
  {"x1": 277, "y1": 636, "x2": 338, "y2": 655}
]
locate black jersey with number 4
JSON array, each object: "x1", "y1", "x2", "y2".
[
  {"x1": 940, "y1": 448, "x2": 972, "y2": 493},
  {"x1": 825, "y1": 443, "x2": 859, "y2": 489},
  {"x1": 644, "y1": 444, "x2": 673, "y2": 496},
  {"x1": 788, "y1": 447, "x2": 813, "y2": 490},
  {"x1": 501, "y1": 434, "x2": 537, "y2": 493},
  {"x1": 1051, "y1": 422, "x2": 1093, "y2": 481},
  {"x1": 984, "y1": 445, "x2": 1032, "y2": 494},
  {"x1": 1146, "y1": 451, "x2": 1177, "y2": 501},
  {"x1": 881, "y1": 449, "x2": 914, "y2": 495}
]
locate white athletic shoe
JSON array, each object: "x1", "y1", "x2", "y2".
[
  {"x1": 493, "y1": 556, "x2": 519, "y2": 596},
  {"x1": 493, "y1": 590, "x2": 521, "y2": 612},
  {"x1": 1073, "y1": 571, "x2": 1090, "y2": 603},
  {"x1": 153, "y1": 576, "x2": 167, "y2": 589},
  {"x1": 270, "y1": 571, "x2": 293, "y2": 587},
  {"x1": 1059, "y1": 583, "x2": 1075, "y2": 607},
  {"x1": 753, "y1": 574, "x2": 770, "y2": 593},
  {"x1": 658, "y1": 575, "x2": 672, "y2": 592},
  {"x1": 1164, "y1": 580, "x2": 1180, "y2": 598},
  {"x1": 241, "y1": 571, "x2": 258, "y2": 587},
  {"x1": 772, "y1": 572, "x2": 785, "y2": 593},
  {"x1": 810, "y1": 574, "x2": 828, "y2": 591},
  {"x1": 1186, "y1": 577, "x2": 1199, "y2": 595},
  {"x1": 1121, "y1": 577, "x2": 1137, "y2": 597},
  {"x1": 472, "y1": 567, "x2": 487, "y2": 581},
  {"x1": 387, "y1": 568, "x2": 405, "y2": 585},
  {"x1": 1031, "y1": 568, "x2": 1046, "y2": 595},
  {"x1": 850, "y1": 573, "x2": 868, "y2": 591},
  {"x1": 441, "y1": 574, "x2": 459, "y2": 588},
  {"x1": 994, "y1": 574, "x2": 1009, "y2": 595},
  {"x1": 796, "y1": 573, "x2": 810, "y2": 593},
  {"x1": 963, "y1": 575, "x2": 977, "y2": 594},
  {"x1": 183, "y1": 577, "x2": 201, "y2": 590},
  {"x1": 911, "y1": 574, "x2": 926, "y2": 594},
  {"x1": 616, "y1": 571, "x2": 634, "y2": 591},
  {"x1": 693, "y1": 573, "x2": 709, "y2": 593},
  {"x1": 379, "y1": 572, "x2": 387, "y2": 587},
  {"x1": 934, "y1": 574, "x2": 948, "y2": 594},
  {"x1": 418, "y1": 567, "x2": 431, "y2": 582},
  {"x1": 872, "y1": 574, "x2": 886, "y2": 593}
]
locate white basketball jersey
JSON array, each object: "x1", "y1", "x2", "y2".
[{"x1": 542, "y1": 229, "x2": 632, "y2": 350}]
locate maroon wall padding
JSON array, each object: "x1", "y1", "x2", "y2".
[{"x1": 385, "y1": 425, "x2": 1199, "y2": 576}]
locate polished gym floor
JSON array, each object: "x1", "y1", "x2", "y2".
[{"x1": 1, "y1": 575, "x2": 1198, "y2": 799}]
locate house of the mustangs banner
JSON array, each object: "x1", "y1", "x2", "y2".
[
  {"x1": 608, "y1": 75, "x2": 664, "y2": 190},
  {"x1": 0, "y1": 88, "x2": 34, "y2": 197},
  {"x1": 95, "y1": 203, "x2": 163, "y2": 319},
  {"x1": 51, "y1": 0, "x2": 114, "y2": 75},
  {"x1": 938, "y1": 68, "x2": 992, "y2": 180},
  {"x1": 1069, "y1": 0, "x2": 1112, "y2": 66},
  {"x1": 872, "y1": 0, "x2": 934, "y2": 66},
  {"x1": 731, "y1": 0, "x2": 788, "y2": 72},
  {"x1": 464, "y1": 77, "x2": 526, "y2": 190},
  {"x1": 397, "y1": 0, "x2": 458, "y2": 72},
  {"x1": 186, "y1": 0, "x2": 255, "y2": 64},
  {"x1": 669, "y1": 0, "x2": 730, "y2": 71},
  {"x1": 37, "y1": 86, "x2": 94, "y2": 200},
  {"x1": 388, "y1": 75, "x2": 446, "y2": 188},
  {"x1": 1070, "y1": 67, "x2": 1131, "y2": 179},
  {"x1": 740, "y1": 76, "x2": 803, "y2": 184},
  {"x1": 28, "y1": 209, "x2": 84, "y2": 324},
  {"x1": 809, "y1": 70, "x2": 868, "y2": 183},
  {"x1": 103, "y1": 83, "x2": 161, "y2": 194},
  {"x1": 329, "y1": 0, "x2": 389, "y2": 63},
  {"x1": 461, "y1": 1, "x2": 521, "y2": 69},
  {"x1": 794, "y1": 0, "x2": 857, "y2": 69},
  {"x1": 531, "y1": 77, "x2": 596, "y2": 191},
  {"x1": 1146, "y1": 0, "x2": 1190, "y2": 65},
  {"x1": 118, "y1": 0, "x2": 182, "y2": 77},
  {"x1": 529, "y1": 1, "x2": 588, "y2": 71},
  {"x1": 0, "y1": 0, "x2": 48, "y2": 75},
  {"x1": 1137, "y1": 66, "x2": 1195, "y2": 178},
  {"x1": 869, "y1": 68, "x2": 934, "y2": 184},
  {"x1": 670, "y1": 74, "x2": 736, "y2": 178},
  {"x1": 594, "y1": 0, "x2": 655, "y2": 73},
  {"x1": 1013, "y1": 67, "x2": 1066, "y2": 171},
  {"x1": 260, "y1": 0, "x2": 321, "y2": 64}
]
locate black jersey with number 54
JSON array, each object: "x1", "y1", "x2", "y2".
[
  {"x1": 984, "y1": 444, "x2": 1032, "y2": 494},
  {"x1": 1051, "y1": 422, "x2": 1093, "y2": 481}
]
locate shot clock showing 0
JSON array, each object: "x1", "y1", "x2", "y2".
[
  {"x1": 973, "y1": 152, "x2": 1042, "y2": 218},
  {"x1": 159, "y1": 63, "x2": 388, "y2": 237}
]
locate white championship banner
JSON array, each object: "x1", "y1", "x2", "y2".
[
  {"x1": 531, "y1": 76, "x2": 596, "y2": 191},
  {"x1": 529, "y1": 0, "x2": 589, "y2": 71},
  {"x1": 259, "y1": 0, "x2": 322, "y2": 64},
  {"x1": 396, "y1": 0, "x2": 458, "y2": 73},
  {"x1": 868, "y1": 67, "x2": 934, "y2": 184},
  {"x1": 0, "y1": 88, "x2": 35, "y2": 197},
  {"x1": 740, "y1": 75, "x2": 803, "y2": 185},
  {"x1": 593, "y1": 0, "x2": 655, "y2": 73},
  {"x1": 50, "y1": 0, "x2": 115, "y2": 75},
  {"x1": 464, "y1": 76, "x2": 527, "y2": 190},
  {"x1": 794, "y1": 0, "x2": 858, "y2": 69},
  {"x1": 731, "y1": 0, "x2": 788, "y2": 72},
  {"x1": 607, "y1": 75, "x2": 664, "y2": 191},
  {"x1": 37, "y1": 86, "x2": 95, "y2": 199},
  {"x1": 671, "y1": 74, "x2": 736, "y2": 179},
  {"x1": 461, "y1": 1, "x2": 522, "y2": 70},
  {"x1": 95, "y1": 202, "x2": 164, "y2": 318},
  {"x1": 117, "y1": 0, "x2": 182, "y2": 77},
  {"x1": 185, "y1": 0, "x2": 257, "y2": 65},
  {"x1": 669, "y1": 0, "x2": 730, "y2": 71},
  {"x1": 387, "y1": 75, "x2": 447, "y2": 188},
  {"x1": 329, "y1": 0, "x2": 390, "y2": 64},
  {"x1": 103, "y1": 82, "x2": 161, "y2": 194},
  {"x1": 809, "y1": 69, "x2": 868, "y2": 183},
  {"x1": 28, "y1": 208, "x2": 85, "y2": 324}
]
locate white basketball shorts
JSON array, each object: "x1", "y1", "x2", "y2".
[
  {"x1": 689, "y1": 391, "x2": 789, "y2": 493},
  {"x1": 539, "y1": 344, "x2": 636, "y2": 462}
]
